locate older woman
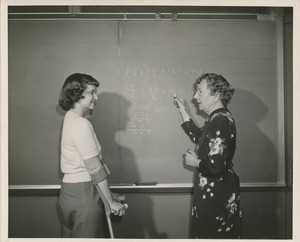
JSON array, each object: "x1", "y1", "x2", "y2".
[
  {"x1": 174, "y1": 73, "x2": 242, "y2": 239},
  {"x1": 58, "y1": 73, "x2": 127, "y2": 238}
]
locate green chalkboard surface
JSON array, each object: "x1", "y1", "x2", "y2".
[{"x1": 8, "y1": 19, "x2": 281, "y2": 185}]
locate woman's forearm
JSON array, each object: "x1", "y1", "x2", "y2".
[
  {"x1": 97, "y1": 179, "x2": 114, "y2": 204},
  {"x1": 179, "y1": 108, "x2": 191, "y2": 123}
]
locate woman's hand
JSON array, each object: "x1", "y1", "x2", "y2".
[
  {"x1": 173, "y1": 95, "x2": 191, "y2": 122},
  {"x1": 109, "y1": 200, "x2": 128, "y2": 216},
  {"x1": 173, "y1": 96, "x2": 186, "y2": 112},
  {"x1": 185, "y1": 149, "x2": 201, "y2": 168}
]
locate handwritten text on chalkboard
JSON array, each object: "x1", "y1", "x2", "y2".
[{"x1": 124, "y1": 66, "x2": 202, "y2": 77}]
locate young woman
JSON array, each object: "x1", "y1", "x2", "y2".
[{"x1": 58, "y1": 73, "x2": 126, "y2": 238}]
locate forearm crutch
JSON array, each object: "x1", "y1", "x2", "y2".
[{"x1": 95, "y1": 186, "x2": 115, "y2": 238}]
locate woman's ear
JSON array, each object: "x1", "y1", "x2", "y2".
[
  {"x1": 214, "y1": 92, "x2": 221, "y2": 102},
  {"x1": 78, "y1": 95, "x2": 85, "y2": 103}
]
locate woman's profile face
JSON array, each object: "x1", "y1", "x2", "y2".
[
  {"x1": 80, "y1": 84, "x2": 99, "y2": 111},
  {"x1": 193, "y1": 79, "x2": 216, "y2": 114}
]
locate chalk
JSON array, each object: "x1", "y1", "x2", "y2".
[
  {"x1": 134, "y1": 181, "x2": 157, "y2": 186},
  {"x1": 123, "y1": 203, "x2": 129, "y2": 209},
  {"x1": 173, "y1": 93, "x2": 180, "y2": 108}
]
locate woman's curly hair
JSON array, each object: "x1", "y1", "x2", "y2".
[
  {"x1": 59, "y1": 73, "x2": 99, "y2": 111},
  {"x1": 195, "y1": 73, "x2": 235, "y2": 107}
]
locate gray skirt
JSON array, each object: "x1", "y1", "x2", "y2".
[{"x1": 58, "y1": 181, "x2": 108, "y2": 238}]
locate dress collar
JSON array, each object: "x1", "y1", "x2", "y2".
[{"x1": 209, "y1": 107, "x2": 226, "y2": 118}]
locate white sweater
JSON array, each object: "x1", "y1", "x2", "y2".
[{"x1": 60, "y1": 111, "x2": 102, "y2": 183}]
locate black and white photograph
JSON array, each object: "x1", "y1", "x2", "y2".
[{"x1": 1, "y1": 0, "x2": 299, "y2": 241}]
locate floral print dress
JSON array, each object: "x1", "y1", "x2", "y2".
[{"x1": 181, "y1": 108, "x2": 242, "y2": 239}]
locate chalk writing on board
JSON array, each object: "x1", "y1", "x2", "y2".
[
  {"x1": 124, "y1": 66, "x2": 202, "y2": 77},
  {"x1": 128, "y1": 117, "x2": 152, "y2": 135},
  {"x1": 127, "y1": 84, "x2": 183, "y2": 102},
  {"x1": 127, "y1": 105, "x2": 154, "y2": 135}
]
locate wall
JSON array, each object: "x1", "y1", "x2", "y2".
[{"x1": 9, "y1": 191, "x2": 286, "y2": 239}]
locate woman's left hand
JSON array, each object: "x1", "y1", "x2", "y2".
[
  {"x1": 185, "y1": 149, "x2": 201, "y2": 168},
  {"x1": 110, "y1": 193, "x2": 128, "y2": 216}
]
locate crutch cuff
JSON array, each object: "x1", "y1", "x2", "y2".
[{"x1": 90, "y1": 160, "x2": 111, "y2": 185}]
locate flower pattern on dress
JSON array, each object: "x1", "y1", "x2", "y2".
[
  {"x1": 216, "y1": 193, "x2": 240, "y2": 233},
  {"x1": 192, "y1": 206, "x2": 198, "y2": 218},
  {"x1": 226, "y1": 193, "x2": 238, "y2": 214},
  {"x1": 199, "y1": 174, "x2": 208, "y2": 189},
  {"x1": 208, "y1": 131, "x2": 226, "y2": 157},
  {"x1": 198, "y1": 173, "x2": 215, "y2": 199}
]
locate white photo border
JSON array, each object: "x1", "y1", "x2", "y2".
[{"x1": 1, "y1": 0, "x2": 299, "y2": 242}]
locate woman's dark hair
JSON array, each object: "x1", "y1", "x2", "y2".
[
  {"x1": 59, "y1": 73, "x2": 99, "y2": 110},
  {"x1": 195, "y1": 73, "x2": 235, "y2": 107}
]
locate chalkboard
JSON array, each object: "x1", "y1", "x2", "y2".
[{"x1": 8, "y1": 19, "x2": 282, "y2": 185}]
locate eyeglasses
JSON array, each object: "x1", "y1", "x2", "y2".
[
  {"x1": 85, "y1": 90, "x2": 97, "y2": 96},
  {"x1": 195, "y1": 89, "x2": 201, "y2": 95}
]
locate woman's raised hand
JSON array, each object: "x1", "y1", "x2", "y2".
[{"x1": 173, "y1": 95, "x2": 186, "y2": 111}]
